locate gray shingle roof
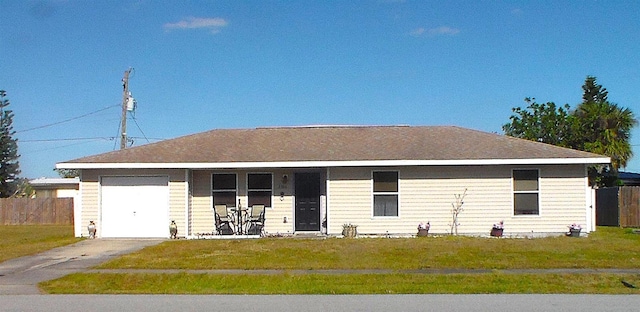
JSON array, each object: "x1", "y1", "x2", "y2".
[{"x1": 59, "y1": 126, "x2": 608, "y2": 166}]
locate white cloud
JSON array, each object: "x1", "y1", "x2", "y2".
[
  {"x1": 428, "y1": 26, "x2": 460, "y2": 36},
  {"x1": 164, "y1": 17, "x2": 229, "y2": 33},
  {"x1": 511, "y1": 8, "x2": 523, "y2": 15},
  {"x1": 410, "y1": 27, "x2": 426, "y2": 37},
  {"x1": 411, "y1": 26, "x2": 460, "y2": 37}
]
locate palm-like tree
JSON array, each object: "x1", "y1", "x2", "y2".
[{"x1": 574, "y1": 100, "x2": 637, "y2": 170}]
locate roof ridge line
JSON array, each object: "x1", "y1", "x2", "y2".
[{"x1": 255, "y1": 124, "x2": 413, "y2": 130}]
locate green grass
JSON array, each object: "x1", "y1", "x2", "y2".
[
  {"x1": 0, "y1": 225, "x2": 81, "y2": 263},
  {"x1": 38, "y1": 226, "x2": 640, "y2": 294},
  {"x1": 97, "y1": 227, "x2": 640, "y2": 270},
  {"x1": 40, "y1": 272, "x2": 640, "y2": 294}
]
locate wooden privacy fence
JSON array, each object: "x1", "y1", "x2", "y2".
[
  {"x1": 596, "y1": 186, "x2": 640, "y2": 227},
  {"x1": 0, "y1": 198, "x2": 74, "y2": 225},
  {"x1": 619, "y1": 186, "x2": 640, "y2": 227}
]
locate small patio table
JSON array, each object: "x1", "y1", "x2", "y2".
[{"x1": 232, "y1": 199, "x2": 248, "y2": 235}]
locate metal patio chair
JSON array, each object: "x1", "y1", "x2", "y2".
[
  {"x1": 214, "y1": 204, "x2": 234, "y2": 235},
  {"x1": 247, "y1": 204, "x2": 266, "y2": 236}
]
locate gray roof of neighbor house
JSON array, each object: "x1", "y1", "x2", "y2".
[
  {"x1": 57, "y1": 125, "x2": 610, "y2": 169},
  {"x1": 30, "y1": 177, "x2": 80, "y2": 188}
]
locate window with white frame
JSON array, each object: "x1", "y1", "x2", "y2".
[
  {"x1": 513, "y1": 169, "x2": 539, "y2": 215},
  {"x1": 212, "y1": 173, "x2": 237, "y2": 208},
  {"x1": 373, "y1": 171, "x2": 398, "y2": 217},
  {"x1": 248, "y1": 173, "x2": 272, "y2": 208}
]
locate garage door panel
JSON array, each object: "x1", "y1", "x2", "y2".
[{"x1": 101, "y1": 176, "x2": 169, "y2": 238}]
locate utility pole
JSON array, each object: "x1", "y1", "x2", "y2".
[{"x1": 120, "y1": 68, "x2": 132, "y2": 150}]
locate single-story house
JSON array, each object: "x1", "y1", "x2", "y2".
[
  {"x1": 56, "y1": 125, "x2": 610, "y2": 238},
  {"x1": 30, "y1": 177, "x2": 80, "y2": 199}
]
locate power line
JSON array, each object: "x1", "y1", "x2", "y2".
[
  {"x1": 16, "y1": 104, "x2": 119, "y2": 134},
  {"x1": 22, "y1": 136, "x2": 164, "y2": 143},
  {"x1": 131, "y1": 116, "x2": 150, "y2": 144},
  {"x1": 21, "y1": 137, "x2": 114, "y2": 142},
  {"x1": 21, "y1": 139, "x2": 109, "y2": 155}
]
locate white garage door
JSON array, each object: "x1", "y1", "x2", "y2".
[{"x1": 101, "y1": 176, "x2": 169, "y2": 238}]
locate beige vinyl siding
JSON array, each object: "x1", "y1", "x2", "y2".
[
  {"x1": 535, "y1": 165, "x2": 588, "y2": 231},
  {"x1": 79, "y1": 169, "x2": 187, "y2": 238},
  {"x1": 169, "y1": 178, "x2": 187, "y2": 235},
  {"x1": 266, "y1": 170, "x2": 295, "y2": 235},
  {"x1": 78, "y1": 180, "x2": 98, "y2": 238},
  {"x1": 328, "y1": 164, "x2": 589, "y2": 235},
  {"x1": 327, "y1": 167, "x2": 374, "y2": 234},
  {"x1": 190, "y1": 170, "x2": 215, "y2": 235}
]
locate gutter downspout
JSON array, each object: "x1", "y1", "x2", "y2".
[
  {"x1": 185, "y1": 169, "x2": 190, "y2": 238},
  {"x1": 325, "y1": 167, "x2": 331, "y2": 235}
]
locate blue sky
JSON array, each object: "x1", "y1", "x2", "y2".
[{"x1": 1, "y1": 0, "x2": 639, "y2": 178}]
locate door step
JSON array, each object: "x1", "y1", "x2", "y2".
[{"x1": 293, "y1": 232, "x2": 326, "y2": 238}]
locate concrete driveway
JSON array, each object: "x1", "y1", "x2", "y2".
[{"x1": 0, "y1": 239, "x2": 164, "y2": 295}]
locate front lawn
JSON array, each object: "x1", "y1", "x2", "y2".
[
  {"x1": 0, "y1": 225, "x2": 80, "y2": 263},
  {"x1": 97, "y1": 227, "x2": 640, "y2": 270},
  {"x1": 39, "y1": 226, "x2": 640, "y2": 294}
]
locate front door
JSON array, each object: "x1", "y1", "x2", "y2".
[{"x1": 295, "y1": 173, "x2": 321, "y2": 231}]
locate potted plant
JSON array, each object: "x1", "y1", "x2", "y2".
[
  {"x1": 490, "y1": 221, "x2": 504, "y2": 237},
  {"x1": 417, "y1": 221, "x2": 430, "y2": 237},
  {"x1": 566, "y1": 223, "x2": 582, "y2": 237},
  {"x1": 342, "y1": 223, "x2": 357, "y2": 238}
]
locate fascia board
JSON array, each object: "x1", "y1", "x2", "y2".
[{"x1": 57, "y1": 157, "x2": 610, "y2": 170}]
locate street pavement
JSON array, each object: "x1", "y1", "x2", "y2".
[
  {"x1": 2, "y1": 294, "x2": 640, "y2": 312},
  {"x1": 0, "y1": 239, "x2": 163, "y2": 295}
]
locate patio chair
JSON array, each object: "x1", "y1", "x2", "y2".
[
  {"x1": 247, "y1": 204, "x2": 266, "y2": 236},
  {"x1": 214, "y1": 204, "x2": 234, "y2": 235}
]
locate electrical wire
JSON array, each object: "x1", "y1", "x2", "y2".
[
  {"x1": 113, "y1": 117, "x2": 121, "y2": 151},
  {"x1": 21, "y1": 137, "x2": 114, "y2": 142},
  {"x1": 21, "y1": 136, "x2": 164, "y2": 143},
  {"x1": 21, "y1": 138, "x2": 111, "y2": 154},
  {"x1": 131, "y1": 116, "x2": 150, "y2": 144},
  {"x1": 17, "y1": 104, "x2": 119, "y2": 133}
]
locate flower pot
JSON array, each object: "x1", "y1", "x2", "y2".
[
  {"x1": 342, "y1": 226, "x2": 357, "y2": 238},
  {"x1": 417, "y1": 228, "x2": 429, "y2": 237},
  {"x1": 490, "y1": 228, "x2": 503, "y2": 237},
  {"x1": 569, "y1": 228, "x2": 581, "y2": 237}
]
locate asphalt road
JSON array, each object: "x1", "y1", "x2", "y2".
[{"x1": 2, "y1": 294, "x2": 640, "y2": 312}]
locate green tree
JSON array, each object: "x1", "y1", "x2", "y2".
[
  {"x1": 0, "y1": 90, "x2": 20, "y2": 197},
  {"x1": 54, "y1": 168, "x2": 79, "y2": 178},
  {"x1": 502, "y1": 97, "x2": 577, "y2": 148},
  {"x1": 574, "y1": 101, "x2": 636, "y2": 170},
  {"x1": 574, "y1": 76, "x2": 637, "y2": 171},
  {"x1": 13, "y1": 178, "x2": 34, "y2": 198},
  {"x1": 582, "y1": 75, "x2": 608, "y2": 104},
  {"x1": 503, "y1": 76, "x2": 637, "y2": 187}
]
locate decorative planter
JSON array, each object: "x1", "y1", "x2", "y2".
[
  {"x1": 490, "y1": 228, "x2": 503, "y2": 237},
  {"x1": 342, "y1": 226, "x2": 357, "y2": 238},
  {"x1": 569, "y1": 228, "x2": 581, "y2": 237},
  {"x1": 417, "y1": 229, "x2": 429, "y2": 237}
]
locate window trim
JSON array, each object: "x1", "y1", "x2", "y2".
[
  {"x1": 247, "y1": 172, "x2": 273, "y2": 209},
  {"x1": 512, "y1": 168, "x2": 540, "y2": 216},
  {"x1": 372, "y1": 170, "x2": 400, "y2": 218},
  {"x1": 211, "y1": 173, "x2": 238, "y2": 209}
]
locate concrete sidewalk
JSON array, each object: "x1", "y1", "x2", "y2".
[{"x1": 0, "y1": 239, "x2": 164, "y2": 295}]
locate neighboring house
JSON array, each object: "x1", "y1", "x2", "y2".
[
  {"x1": 56, "y1": 125, "x2": 609, "y2": 238},
  {"x1": 619, "y1": 172, "x2": 640, "y2": 186},
  {"x1": 29, "y1": 177, "x2": 81, "y2": 233},
  {"x1": 29, "y1": 177, "x2": 79, "y2": 198}
]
